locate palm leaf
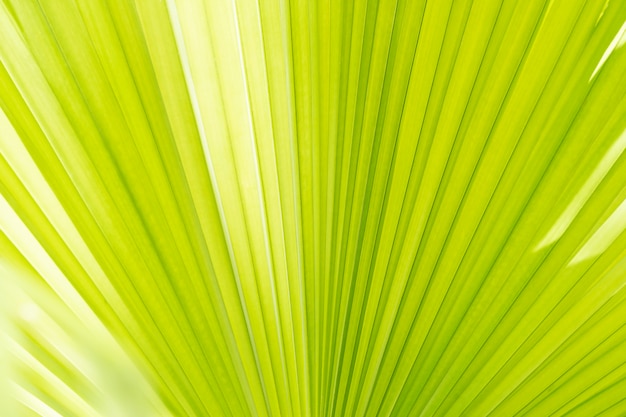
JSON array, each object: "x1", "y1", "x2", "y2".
[{"x1": 1, "y1": 0, "x2": 626, "y2": 415}]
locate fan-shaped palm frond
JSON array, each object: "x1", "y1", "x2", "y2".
[{"x1": 1, "y1": 0, "x2": 626, "y2": 416}]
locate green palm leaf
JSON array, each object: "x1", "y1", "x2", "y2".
[{"x1": 1, "y1": 0, "x2": 626, "y2": 415}]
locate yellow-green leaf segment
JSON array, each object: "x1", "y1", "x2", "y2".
[{"x1": 1, "y1": 0, "x2": 626, "y2": 415}]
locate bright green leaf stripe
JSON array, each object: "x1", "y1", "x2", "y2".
[
  {"x1": 382, "y1": 0, "x2": 624, "y2": 412},
  {"x1": 0, "y1": 0, "x2": 251, "y2": 414},
  {"x1": 2, "y1": 0, "x2": 626, "y2": 416}
]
